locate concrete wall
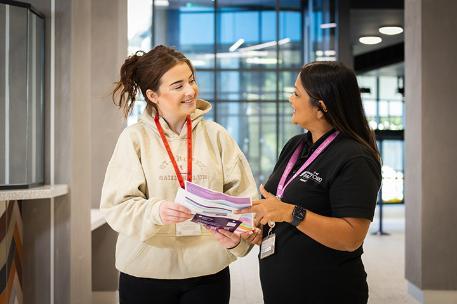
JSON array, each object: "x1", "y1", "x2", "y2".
[
  {"x1": 18, "y1": 0, "x2": 127, "y2": 302},
  {"x1": 405, "y1": 0, "x2": 457, "y2": 302}
]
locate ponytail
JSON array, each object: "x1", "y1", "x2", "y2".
[
  {"x1": 112, "y1": 51, "x2": 144, "y2": 118},
  {"x1": 112, "y1": 45, "x2": 195, "y2": 118}
]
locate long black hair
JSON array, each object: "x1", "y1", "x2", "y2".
[{"x1": 299, "y1": 61, "x2": 380, "y2": 161}]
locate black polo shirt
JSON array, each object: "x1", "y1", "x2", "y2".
[{"x1": 259, "y1": 130, "x2": 381, "y2": 304}]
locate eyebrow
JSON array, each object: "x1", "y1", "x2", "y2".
[{"x1": 169, "y1": 74, "x2": 194, "y2": 87}]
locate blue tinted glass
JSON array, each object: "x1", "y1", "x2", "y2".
[
  {"x1": 280, "y1": 12, "x2": 301, "y2": 41},
  {"x1": 217, "y1": 72, "x2": 277, "y2": 101},
  {"x1": 261, "y1": 11, "x2": 276, "y2": 42},
  {"x1": 220, "y1": 12, "x2": 260, "y2": 43},
  {"x1": 180, "y1": 12, "x2": 214, "y2": 45},
  {"x1": 217, "y1": 102, "x2": 277, "y2": 184},
  {"x1": 196, "y1": 71, "x2": 215, "y2": 101}
]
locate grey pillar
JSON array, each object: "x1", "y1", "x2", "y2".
[
  {"x1": 20, "y1": 0, "x2": 127, "y2": 303},
  {"x1": 405, "y1": 0, "x2": 457, "y2": 303},
  {"x1": 336, "y1": 0, "x2": 352, "y2": 67}
]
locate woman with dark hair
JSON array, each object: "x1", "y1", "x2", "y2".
[
  {"x1": 100, "y1": 45, "x2": 258, "y2": 304},
  {"x1": 238, "y1": 61, "x2": 381, "y2": 303}
]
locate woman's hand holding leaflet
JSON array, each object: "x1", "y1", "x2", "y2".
[
  {"x1": 236, "y1": 185, "x2": 294, "y2": 225},
  {"x1": 159, "y1": 201, "x2": 193, "y2": 224},
  {"x1": 205, "y1": 226, "x2": 241, "y2": 249}
]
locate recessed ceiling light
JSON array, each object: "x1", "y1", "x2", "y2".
[
  {"x1": 155, "y1": 0, "x2": 169, "y2": 7},
  {"x1": 320, "y1": 23, "x2": 337, "y2": 29},
  {"x1": 229, "y1": 39, "x2": 245, "y2": 52},
  {"x1": 379, "y1": 26, "x2": 403, "y2": 35},
  {"x1": 359, "y1": 36, "x2": 382, "y2": 45}
]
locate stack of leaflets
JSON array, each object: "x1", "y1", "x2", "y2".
[{"x1": 175, "y1": 181, "x2": 254, "y2": 234}]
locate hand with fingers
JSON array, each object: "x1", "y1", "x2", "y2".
[
  {"x1": 240, "y1": 226, "x2": 263, "y2": 245},
  {"x1": 236, "y1": 184, "x2": 295, "y2": 226},
  {"x1": 205, "y1": 226, "x2": 241, "y2": 249},
  {"x1": 159, "y1": 200, "x2": 193, "y2": 224}
]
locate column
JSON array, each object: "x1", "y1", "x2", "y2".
[{"x1": 405, "y1": 0, "x2": 457, "y2": 303}]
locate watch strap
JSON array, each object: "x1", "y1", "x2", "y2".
[{"x1": 291, "y1": 205, "x2": 307, "y2": 226}]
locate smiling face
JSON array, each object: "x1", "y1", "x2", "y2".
[
  {"x1": 289, "y1": 74, "x2": 321, "y2": 129},
  {"x1": 147, "y1": 62, "x2": 199, "y2": 121}
]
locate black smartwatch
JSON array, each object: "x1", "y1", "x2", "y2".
[{"x1": 290, "y1": 205, "x2": 307, "y2": 226}]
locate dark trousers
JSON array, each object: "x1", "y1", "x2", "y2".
[{"x1": 119, "y1": 267, "x2": 230, "y2": 304}]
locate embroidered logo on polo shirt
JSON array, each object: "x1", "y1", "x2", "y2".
[{"x1": 299, "y1": 171, "x2": 323, "y2": 184}]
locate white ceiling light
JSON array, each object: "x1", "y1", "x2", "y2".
[
  {"x1": 229, "y1": 39, "x2": 245, "y2": 52},
  {"x1": 320, "y1": 23, "x2": 337, "y2": 29},
  {"x1": 238, "y1": 38, "x2": 290, "y2": 52},
  {"x1": 379, "y1": 26, "x2": 403, "y2": 35},
  {"x1": 155, "y1": 0, "x2": 169, "y2": 7},
  {"x1": 246, "y1": 57, "x2": 278, "y2": 65},
  {"x1": 324, "y1": 50, "x2": 336, "y2": 56},
  {"x1": 359, "y1": 36, "x2": 382, "y2": 45}
]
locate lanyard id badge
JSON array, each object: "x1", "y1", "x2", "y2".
[
  {"x1": 176, "y1": 220, "x2": 202, "y2": 236},
  {"x1": 260, "y1": 222, "x2": 276, "y2": 259}
]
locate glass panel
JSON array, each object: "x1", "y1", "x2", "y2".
[
  {"x1": 217, "y1": 0, "x2": 276, "y2": 69},
  {"x1": 380, "y1": 140, "x2": 404, "y2": 203},
  {"x1": 35, "y1": 15, "x2": 45, "y2": 185},
  {"x1": 9, "y1": 5, "x2": 28, "y2": 184},
  {"x1": 126, "y1": 0, "x2": 307, "y2": 173},
  {"x1": 128, "y1": 0, "x2": 152, "y2": 54},
  {"x1": 217, "y1": 71, "x2": 277, "y2": 102},
  {"x1": 278, "y1": 70, "x2": 302, "y2": 151},
  {"x1": 196, "y1": 70, "x2": 215, "y2": 121},
  {"x1": 357, "y1": 73, "x2": 404, "y2": 131},
  {"x1": 196, "y1": 70, "x2": 215, "y2": 101},
  {"x1": 378, "y1": 76, "x2": 404, "y2": 130},
  {"x1": 217, "y1": 102, "x2": 277, "y2": 185},
  {"x1": 278, "y1": 101, "x2": 302, "y2": 151},
  {"x1": 357, "y1": 75, "x2": 377, "y2": 129},
  {"x1": 0, "y1": 4, "x2": 44, "y2": 187},
  {"x1": 307, "y1": 0, "x2": 337, "y2": 62},
  {"x1": 27, "y1": 12, "x2": 45, "y2": 184},
  {"x1": 127, "y1": 0, "x2": 152, "y2": 125},
  {"x1": 155, "y1": 0, "x2": 215, "y2": 69},
  {"x1": 279, "y1": 71, "x2": 296, "y2": 100},
  {"x1": 279, "y1": 1, "x2": 303, "y2": 68}
]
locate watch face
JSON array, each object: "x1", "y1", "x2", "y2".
[{"x1": 292, "y1": 206, "x2": 306, "y2": 226}]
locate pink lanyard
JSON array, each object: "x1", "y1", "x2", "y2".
[{"x1": 276, "y1": 131, "x2": 340, "y2": 199}]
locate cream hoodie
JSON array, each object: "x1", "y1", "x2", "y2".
[{"x1": 100, "y1": 99, "x2": 258, "y2": 279}]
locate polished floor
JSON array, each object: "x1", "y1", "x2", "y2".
[{"x1": 92, "y1": 205, "x2": 418, "y2": 304}]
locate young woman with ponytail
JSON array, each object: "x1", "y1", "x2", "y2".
[
  {"x1": 100, "y1": 45, "x2": 258, "y2": 304},
  {"x1": 238, "y1": 61, "x2": 382, "y2": 303}
]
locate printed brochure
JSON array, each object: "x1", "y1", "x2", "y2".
[{"x1": 175, "y1": 181, "x2": 254, "y2": 234}]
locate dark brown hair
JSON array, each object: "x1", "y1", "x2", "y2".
[
  {"x1": 299, "y1": 61, "x2": 380, "y2": 161},
  {"x1": 112, "y1": 45, "x2": 195, "y2": 117}
]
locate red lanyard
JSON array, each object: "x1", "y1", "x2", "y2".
[{"x1": 154, "y1": 114, "x2": 192, "y2": 189}]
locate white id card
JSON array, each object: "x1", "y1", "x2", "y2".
[
  {"x1": 176, "y1": 220, "x2": 201, "y2": 236},
  {"x1": 260, "y1": 233, "x2": 276, "y2": 259}
]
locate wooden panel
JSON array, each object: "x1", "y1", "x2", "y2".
[{"x1": 0, "y1": 200, "x2": 23, "y2": 304}]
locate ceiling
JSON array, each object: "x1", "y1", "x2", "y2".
[
  {"x1": 361, "y1": 62, "x2": 404, "y2": 77},
  {"x1": 351, "y1": 9, "x2": 404, "y2": 56}
]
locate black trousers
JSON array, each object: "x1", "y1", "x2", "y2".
[{"x1": 119, "y1": 267, "x2": 230, "y2": 304}]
